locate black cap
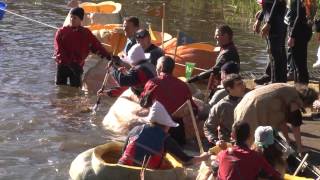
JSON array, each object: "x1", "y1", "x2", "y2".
[
  {"x1": 221, "y1": 62, "x2": 240, "y2": 74},
  {"x1": 135, "y1": 29, "x2": 150, "y2": 39},
  {"x1": 70, "y1": 7, "x2": 84, "y2": 20}
]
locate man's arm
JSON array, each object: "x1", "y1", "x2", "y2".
[
  {"x1": 139, "y1": 80, "x2": 157, "y2": 108},
  {"x1": 111, "y1": 67, "x2": 140, "y2": 87},
  {"x1": 203, "y1": 104, "x2": 221, "y2": 144},
  {"x1": 54, "y1": 29, "x2": 70, "y2": 63},
  {"x1": 87, "y1": 29, "x2": 111, "y2": 59}
]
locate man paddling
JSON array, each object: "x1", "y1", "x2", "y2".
[
  {"x1": 54, "y1": 7, "x2": 111, "y2": 87},
  {"x1": 140, "y1": 56, "x2": 198, "y2": 145},
  {"x1": 99, "y1": 44, "x2": 156, "y2": 98},
  {"x1": 187, "y1": 25, "x2": 240, "y2": 85}
]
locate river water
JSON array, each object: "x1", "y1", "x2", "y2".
[{"x1": 0, "y1": 0, "x2": 318, "y2": 179}]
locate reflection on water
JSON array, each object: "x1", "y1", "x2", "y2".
[{"x1": 0, "y1": 0, "x2": 318, "y2": 179}]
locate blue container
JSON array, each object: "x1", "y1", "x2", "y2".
[{"x1": 0, "y1": 2, "x2": 7, "y2": 20}]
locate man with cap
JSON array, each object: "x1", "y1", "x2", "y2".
[
  {"x1": 140, "y1": 56, "x2": 198, "y2": 145},
  {"x1": 204, "y1": 74, "x2": 246, "y2": 147},
  {"x1": 118, "y1": 101, "x2": 210, "y2": 169},
  {"x1": 136, "y1": 28, "x2": 164, "y2": 66},
  {"x1": 54, "y1": 7, "x2": 111, "y2": 87},
  {"x1": 102, "y1": 44, "x2": 156, "y2": 97},
  {"x1": 123, "y1": 16, "x2": 140, "y2": 55}
]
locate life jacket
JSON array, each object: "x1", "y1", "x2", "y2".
[{"x1": 118, "y1": 124, "x2": 168, "y2": 169}]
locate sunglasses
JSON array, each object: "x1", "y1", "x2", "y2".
[{"x1": 135, "y1": 31, "x2": 149, "y2": 39}]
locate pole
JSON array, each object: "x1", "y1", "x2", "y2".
[
  {"x1": 173, "y1": 29, "x2": 180, "y2": 61},
  {"x1": 187, "y1": 100, "x2": 204, "y2": 154},
  {"x1": 161, "y1": 3, "x2": 165, "y2": 50}
]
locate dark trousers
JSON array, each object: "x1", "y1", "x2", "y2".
[
  {"x1": 56, "y1": 64, "x2": 83, "y2": 87},
  {"x1": 288, "y1": 26, "x2": 312, "y2": 84},
  {"x1": 169, "y1": 117, "x2": 186, "y2": 146},
  {"x1": 263, "y1": 20, "x2": 287, "y2": 83},
  {"x1": 268, "y1": 34, "x2": 287, "y2": 82}
]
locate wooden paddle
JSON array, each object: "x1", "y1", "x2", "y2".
[
  {"x1": 91, "y1": 35, "x2": 122, "y2": 114},
  {"x1": 91, "y1": 68, "x2": 110, "y2": 114}
]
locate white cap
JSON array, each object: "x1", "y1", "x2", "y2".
[
  {"x1": 123, "y1": 44, "x2": 145, "y2": 65},
  {"x1": 146, "y1": 101, "x2": 179, "y2": 127},
  {"x1": 254, "y1": 126, "x2": 274, "y2": 148}
]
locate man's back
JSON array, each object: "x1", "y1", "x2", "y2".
[
  {"x1": 217, "y1": 145, "x2": 280, "y2": 180},
  {"x1": 144, "y1": 73, "x2": 194, "y2": 114}
]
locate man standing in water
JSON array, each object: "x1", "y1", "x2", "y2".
[{"x1": 54, "y1": 7, "x2": 111, "y2": 87}]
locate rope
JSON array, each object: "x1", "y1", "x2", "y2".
[
  {"x1": 1, "y1": 8, "x2": 58, "y2": 30},
  {"x1": 0, "y1": 7, "x2": 210, "y2": 73}
]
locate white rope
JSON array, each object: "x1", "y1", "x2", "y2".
[
  {"x1": 1, "y1": 8, "x2": 58, "y2": 30},
  {"x1": 0, "y1": 7, "x2": 211, "y2": 73}
]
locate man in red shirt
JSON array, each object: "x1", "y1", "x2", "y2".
[
  {"x1": 215, "y1": 121, "x2": 281, "y2": 180},
  {"x1": 140, "y1": 56, "x2": 198, "y2": 145},
  {"x1": 54, "y1": 7, "x2": 111, "y2": 87}
]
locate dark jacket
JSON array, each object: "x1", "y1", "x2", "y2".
[{"x1": 111, "y1": 60, "x2": 156, "y2": 96}]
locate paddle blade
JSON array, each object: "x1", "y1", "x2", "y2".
[
  {"x1": 91, "y1": 103, "x2": 99, "y2": 115},
  {"x1": 0, "y1": 2, "x2": 7, "y2": 20}
]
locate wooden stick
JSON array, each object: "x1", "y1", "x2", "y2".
[
  {"x1": 187, "y1": 100, "x2": 204, "y2": 154},
  {"x1": 140, "y1": 155, "x2": 151, "y2": 180},
  {"x1": 204, "y1": 73, "x2": 214, "y2": 103},
  {"x1": 173, "y1": 29, "x2": 180, "y2": 61},
  {"x1": 161, "y1": 3, "x2": 165, "y2": 50},
  {"x1": 293, "y1": 153, "x2": 309, "y2": 176}
]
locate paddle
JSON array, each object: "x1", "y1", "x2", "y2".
[
  {"x1": 91, "y1": 68, "x2": 110, "y2": 114},
  {"x1": 172, "y1": 100, "x2": 204, "y2": 153},
  {"x1": 90, "y1": 34, "x2": 122, "y2": 114},
  {"x1": 274, "y1": 136, "x2": 320, "y2": 177}
]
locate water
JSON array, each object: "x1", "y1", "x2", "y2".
[{"x1": 0, "y1": 0, "x2": 318, "y2": 179}]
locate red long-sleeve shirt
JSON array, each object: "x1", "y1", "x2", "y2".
[
  {"x1": 217, "y1": 145, "x2": 281, "y2": 180},
  {"x1": 140, "y1": 73, "x2": 198, "y2": 114},
  {"x1": 54, "y1": 26, "x2": 110, "y2": 67}
]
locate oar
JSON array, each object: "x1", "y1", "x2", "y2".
[
  {"x1": 186, "y1": 100, "x2": 204, "y2": 153},
  {"x1": 91, "y1": 69, "x2": 110, "y2": 114},
  {"x1": 274, "y1": 137, "x2": 320, "y2": 177},
  {"x1": 140, "y1": 155, "x2": 151, "y2": 180},
  {"x1": 91, "y1": 34, "x2": 122, "y2": 114},
  {"x1": 171, "y1": 100, "x2": 204, "y2": 153}
]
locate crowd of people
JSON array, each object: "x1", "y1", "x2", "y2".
[{"x1": 55, "y1": 1, "x2": 320, "y2": 178}]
